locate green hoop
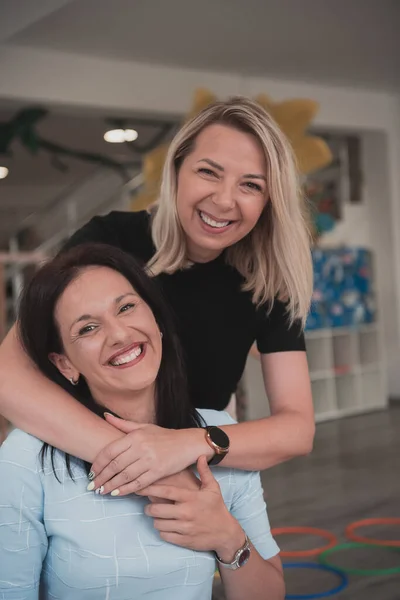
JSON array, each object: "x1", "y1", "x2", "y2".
[{"x1": 319, "y1": 542, "x2": 400, "y2": 576}]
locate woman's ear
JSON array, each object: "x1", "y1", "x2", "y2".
[{"x1": 49, "y1": 352, "x2": 79, "y2": 384}]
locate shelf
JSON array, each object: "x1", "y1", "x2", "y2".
[
  {"x1": 305, "y1": 323, "x2": 378, "y2": 340},
  {"x1": 360, "y1": 369, "x2": 383, "y2": 408},
  {"x1": 335, "y1": 373, "x2": 358, "y2": 411},
  {"x1": 305, "y1": 329, "x2": 333, "y2": 340},
  {"x1": 359, "y1": 329, "x2": 380, "y2": 366},
  {"x1": 306, "y1": 324, "x2": 386, "y2": 421},
  {"x1": 309, "y1": 369, "x2": 334, "y2": 382},
  {"x1": 307, "y1": 337, "x2": 332, "y2": 373},
  {"x1": 332, "y1": 332, "x2": 357, "y2": 374},
  {"x1": 311, "y1": 379, "x2": 335, "y2": 415}
]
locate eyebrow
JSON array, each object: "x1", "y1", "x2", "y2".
[
  {"x1": 198, "y1": 158, "x2": 267, "y2": 182},
  {"x1": 70, "y1": 293, "x2": 138, "y2": 330}
]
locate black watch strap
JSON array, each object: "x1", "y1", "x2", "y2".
[
  {"x1": 204, "y1": 426, "x2": 230, "y2": 466},
  {"x1": 208, "y1": 451, "x2": 227, "y2": 466}
]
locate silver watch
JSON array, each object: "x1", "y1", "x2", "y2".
[{"x1": 215, "y1": 534, "x2": 251, "y2": 570}]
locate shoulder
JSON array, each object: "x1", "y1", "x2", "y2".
[
  {"x1": 104, "y1": 209, "x2": 151, "y2": 231},
  {"x1": 86, "y1": 209, "x2": 151, "y2": 232},
  {"x1": 0, "y1": 429, "x2": 43, "y2": 473},
  {"x1": 0, "y1": 430, "x2": 85, "y2": 481},
  {"x1": 63, "y1": 210, "x2": 154, "y2": 259},
  {"x1": 196, "y1": 408, "x2": 237, "y2": 427}
]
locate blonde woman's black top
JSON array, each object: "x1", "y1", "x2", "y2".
[{"x1": 63, "y1": 211, "x2": 305, "y2": 411}]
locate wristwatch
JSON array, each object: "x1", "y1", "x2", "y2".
[
  {"x1": 215, "y1": 534, "x2": 251, "y2": 570},
  {"x1": 204, "y1": 426, "x2": 230, "y2": 466}
]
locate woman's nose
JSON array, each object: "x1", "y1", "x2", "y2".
[
  {"x1": 105, "y1": 320, "x2": 132, "y2": 346},
  {"x1": 212, "y1": 183, "x2": 236, "y2": 211}
]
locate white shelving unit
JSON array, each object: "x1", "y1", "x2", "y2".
[
  {"x1": 244, "y1": 322, "x2": 387, "y2": 424},
  {"x1": 306, "y1": 323, "x2": 387, "y2": 422}
]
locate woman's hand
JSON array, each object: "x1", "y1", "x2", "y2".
[
  {"x1": 139, "y1": 456, "x2": 245, "y2": 561},
  {"x1": 88, "y1": 414, "x2": 212, "y2": 496},
  {"x1": 148, "y1": 467, "x2": 200, "y2": 504}
]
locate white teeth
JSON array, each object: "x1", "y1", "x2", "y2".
[
  {"x1": 199, "y1": 211, "x2": 230, "y2": 228},
  {"x1": 110, "y1": 346, "x2": 142, "y2": 366}
]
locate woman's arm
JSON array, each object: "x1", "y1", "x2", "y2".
[
  {"x1": 90, "y1": 351, "x2": 314, "y2": 495},
  {"x1": 0, "y1": 327, "x2": 313, "y2": 494},
  {"x1": 219, "y1": 546, "x2": 284, "y2": 600},
  {"x1": 0, "y1": 325, "x2": 123, "y2": 460},
  {"x1": 218, "y1": 458, "x2": 285, "y2": 600},
  {"x1": 218, "y1": 350, "x2": 315, "y2": 470}
]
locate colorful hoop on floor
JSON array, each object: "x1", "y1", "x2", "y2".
[
  {"x1": 283, "y1": 562, "x2": 348, "y2": 599},
  {"x1": 272, "y1": 527, "x2": 338, "y2": 557},
  {"x1": 345, "y1": 518, "x2": 400, "y2": 547},
  {"x1": 319, "y1": 542, "x2": 400, "y2": 576}
]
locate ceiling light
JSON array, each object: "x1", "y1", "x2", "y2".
[
  {"x1": 0, "y1": 166, "x2": 9, "y2": 179},
  {"x1": 104, "y1": 128, "x2": 138, "y2": 143},
  {"x1": 123, "y1": 129, "x2": 138, "y2": 142}
]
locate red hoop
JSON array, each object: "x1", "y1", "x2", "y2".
[
  {"x1": 346, "y1": 518, "x2": 400, "y2": 547},
  {"x1": 272, "y1": 526, "x2": 338, "y2": 557}
]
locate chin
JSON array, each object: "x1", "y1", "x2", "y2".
[{"x1": 125, "y1": 370, "x2": 158, "y2": 391}]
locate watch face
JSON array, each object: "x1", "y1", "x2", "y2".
[
  {"x1": 238, "y1": 547, "x2": 251, "y2": 568},
  {"x1": 208, "y1": 426, "x2": 229, "y2": 450}
]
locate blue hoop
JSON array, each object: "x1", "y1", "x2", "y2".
[{"x1": 283, "y1": 562, "x2": 348, "y2": 599}]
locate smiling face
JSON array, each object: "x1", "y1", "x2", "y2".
[
  {"x1": 50, "y1": 266, "x2": 162, "y2": 410},
  {"x1": 176, "y1": 123, "x2": 269, "y2": 263}
]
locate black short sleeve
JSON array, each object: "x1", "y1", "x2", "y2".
[{"x1": 256, "y1": 299, "x2": 306, "y2": 354}]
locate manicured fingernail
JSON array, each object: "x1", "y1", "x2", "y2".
[
  {"x1": 95, "y1": 486, "x2": 105, "y2": 495},
  {"x1": 104, "y1": 412, "x2": 116, "y2": 418},
  {"x1": 87, "y1": 482, "x2": 95, "y2": 491},
  {"x1": 88, "y1": 471, "x2": 95, "y2": 480},
  {"x1": 110, "y1": 489, "x2": 120, "y2": 496}
]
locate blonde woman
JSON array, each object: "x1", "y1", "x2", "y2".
[{"x1": 0, "y1": 97, "x2": 314, "y2": 496}]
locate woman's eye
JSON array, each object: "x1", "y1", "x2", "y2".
[
  {"x1": 198, "y1": 167, "x2": 217, "y2": 177},
  {"x1": 78, "y1": 324, "x2": 97, "y2": 336},
  {"x1": 119, "y1": 303, "x2": 135, "y2": 314},
  {"x1": 244, "y1": 181, "x2": 263, "y2": 192}
]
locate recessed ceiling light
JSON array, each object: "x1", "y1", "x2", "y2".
[
  {"x1": 0, "y1": 166, "x2": 9, "y2": 179},
  {"x1": 104, "y1": 128, "x2": 138, "y2": 143}
]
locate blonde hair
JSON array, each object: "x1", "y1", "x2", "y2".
[{"x1": 148, "y1": 96, "x2": 313, "y2": 326}]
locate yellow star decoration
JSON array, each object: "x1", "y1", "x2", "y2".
[{"x1": 132, "y1": 88, "x2": 332, "y2": 211}]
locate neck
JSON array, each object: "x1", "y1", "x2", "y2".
[
  {"x1": 186, "y1": 241, "x2": 223, "y2": 264},
  {"x1": 91, "y1": 384, "x2": 156, "y2": 424}
]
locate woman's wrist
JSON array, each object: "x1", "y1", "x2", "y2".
[
  {"x1": 180, "y1": 427, "x2": 214, "y2": 465},
  {"x1": 214, "y1": 518, "x2": 246, "y2": 563}
]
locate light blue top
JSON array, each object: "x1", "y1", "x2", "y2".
[{"x1": 0, "y1": 409, "x2": 279, "y2": 599}]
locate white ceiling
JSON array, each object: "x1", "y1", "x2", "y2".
[{"x1": 7, "y1": 0, "x2": 400, "y2": 90}]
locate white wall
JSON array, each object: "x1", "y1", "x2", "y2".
[{"x1": 1, "y1": 44, "x2": 400, "y2": 393}]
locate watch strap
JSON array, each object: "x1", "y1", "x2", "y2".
[
  {"x1": 207, "y1": 452, "x2": 226, "y2": 466},
  {"x1": 215, "y1": 534, "x2": 251, "y2": 570}
]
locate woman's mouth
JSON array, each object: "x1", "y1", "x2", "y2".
[
  {"x1": 108, "y1": 343, "x2": 146, "y2": 368},
  {"x1": 198, "y1": 210, "x2": 235, "y2": 233}
]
